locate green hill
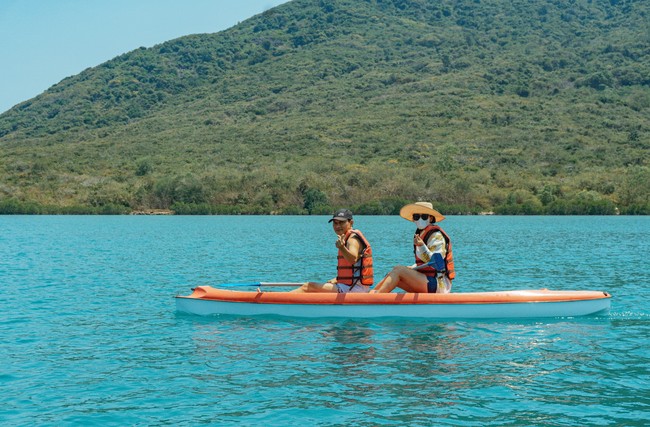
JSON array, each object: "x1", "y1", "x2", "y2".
[{"x1": 1, "y1": 0, "x2": 648, "y2": 215}]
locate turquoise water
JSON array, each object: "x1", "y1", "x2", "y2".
[{"x1": 1, "y1": 215, "x2": 648, "y2": 426}]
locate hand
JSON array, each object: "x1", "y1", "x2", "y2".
[
  {"x1": 335, "y1": 234, "x2": 346, "y2": 249},
  {"x1": 414, "y1": 235, "x2": 425, "y2": 246}
]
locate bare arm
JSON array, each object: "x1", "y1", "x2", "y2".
[{"x1": 336, "y1": 234, "x2": 362, "y2": 264}]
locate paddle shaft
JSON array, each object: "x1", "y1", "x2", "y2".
[
  {"x1": 260, "y1": 282, "x2": 305, "y2": 287},
  {"x1": 219, "y1": 282, "x2": 305, "y2": 288}
]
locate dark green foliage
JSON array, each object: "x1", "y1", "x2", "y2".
[
  {"x1": 0, "y1": 198, "x2": 129, "y2": 214},
  {"x1": 135, "y1": 158, "x2": 153, "y2": 176},
  {"x1": 353, "y1": 198, "x2": 410, "y2": 215},
  {"x1": 0, "y1": 0, "x2": 648, "y2": 215},
  {"x1": 303, "y1": 188, "x2": 330, "y2": 214}
]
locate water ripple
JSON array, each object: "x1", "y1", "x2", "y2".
[{"x1": 1, "y1": 215, "x2": 648, "y2": 426}]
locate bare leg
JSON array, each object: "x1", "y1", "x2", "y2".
[
  {"x1": 371, "y1": 266, "x2": 429, "y2": 293},
  {"x1": 370, "y1": 269, "x2": 400, "y2": 293},
  {"x1": 291, "y1": 281, "x2": 338, "y2": 293}
]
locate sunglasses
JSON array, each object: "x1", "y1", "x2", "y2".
[{"x1": 412, "y1": 214, "x2": 430, "y2": 221}]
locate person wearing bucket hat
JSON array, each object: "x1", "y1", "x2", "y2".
[
  {"x1": 371, "y1": 202, "x2": 455, "y2": 294},
  {"x1": 292, "y1": 209, "x2": 374, "y2": 293}
]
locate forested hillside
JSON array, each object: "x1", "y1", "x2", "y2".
[{"x1": 0, "y1": 0, "x2": 648, "y2": 214}]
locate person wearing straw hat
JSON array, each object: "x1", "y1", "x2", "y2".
[
  {"x1": 292, "y1": 209, "x2": 374, "y2": 293},
  {"x1": 371, "y1": 202, "x2": 455, "y2": 294}
]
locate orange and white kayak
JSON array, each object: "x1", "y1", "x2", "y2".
[{"x1": 175, "y1": 286, "x2": 611, "y2": 319}]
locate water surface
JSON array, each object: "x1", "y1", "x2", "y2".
[{"x1": 1, "y1": 216, "x2": 648, "y2": 425}]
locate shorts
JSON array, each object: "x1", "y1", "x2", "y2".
[
  {"x1": 426, "y1": 276, "x2": 438, "y2": 294},
  {"x1": 335, "y1": 283, "x2": 371, "y2": 293},
  {"x1": 427, "y1": 276, "x2": 452, "y2": 294}
]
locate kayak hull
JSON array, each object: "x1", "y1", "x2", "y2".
[{"x1": 175, "y1": 287, "x2": 611, "y2": 319}]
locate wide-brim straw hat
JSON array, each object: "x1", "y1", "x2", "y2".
[{"x1": 399, "y1": 202, "x2": 445, "y2": 223}]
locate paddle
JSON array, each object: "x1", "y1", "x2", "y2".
[{"x1": 219, "y1": 281, "x2": 305, "y2": 288}]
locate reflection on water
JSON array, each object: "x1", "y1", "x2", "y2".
[{"x1": 178, "y1": 314, "x2": 645, "y2": 425}]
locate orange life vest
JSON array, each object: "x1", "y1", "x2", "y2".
[
  {"x1": 336, "y1": 229, "x2": 374, "y2": 286},
  {"x1": 414, "y1": 225, "x2": 456, "y2": 280}
]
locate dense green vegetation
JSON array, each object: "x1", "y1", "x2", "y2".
[{"x1": 0, "y1": 0, "x2": 648, "y2": 215}]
